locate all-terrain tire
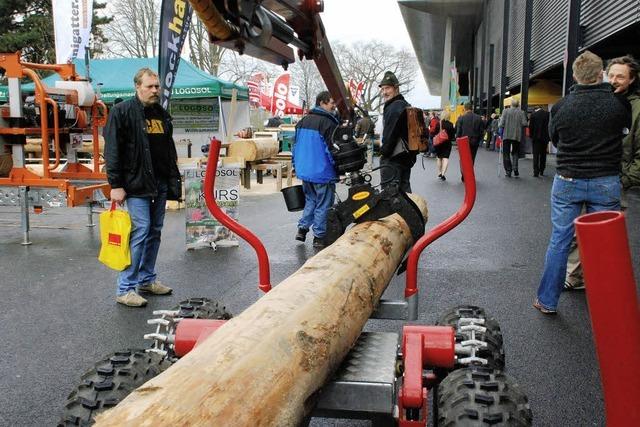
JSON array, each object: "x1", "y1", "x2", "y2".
[
  {"x1": 58, "y1": 349, "x2": 171, "y2": 426},
  {"x1": 437, "y1": 366, "x2": 533, "y2": 426},
  {"x1": 437, "y1": 305, "x2": 505, "y2": 370},
  {"x1": 173, "y1": 297, "x2": 232, "y2": 320}
]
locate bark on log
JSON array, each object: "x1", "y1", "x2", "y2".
[
  {"x1": 95, "y1": 196, "x2": 428, "y2": 427},
  {"x1": 227, "y1": 138, "x2": 279, "y2": 161}
]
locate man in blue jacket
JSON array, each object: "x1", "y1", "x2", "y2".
[{"x1": 292, "y1": 91, "x2": 340, "y2": 249}]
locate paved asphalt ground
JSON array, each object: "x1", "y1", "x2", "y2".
[{"x1": 1, "y1": 147, "x2": 639, "y2": 426}]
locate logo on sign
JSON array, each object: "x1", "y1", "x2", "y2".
[
  {"x1": 273, "y1": 82, "x2": 289, "y2": 117},
  {"x1": 108, "y1": 233, "x2": 122, "y2": 246}
]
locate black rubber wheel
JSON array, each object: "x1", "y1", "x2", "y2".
[
  {"x1": 437, "y1": 305, "x2": 505, "y2": 370},
  {"x1": 58, "y1": 349, "x2": 172, "y2": 426},
  {"x1": 173, "y1": 297, "x2": 232, "y2": 320},
  {"x1": 436, "y1": 366, "x2": 533, "y2": 426}
]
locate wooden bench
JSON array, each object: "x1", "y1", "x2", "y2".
[{"x1": 244, "y1": 159, "x2": 292, "y2": 191}]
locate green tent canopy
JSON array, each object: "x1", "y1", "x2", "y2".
[{"x1": 0, "y1": 57, "x2": 248, "y2": 103}]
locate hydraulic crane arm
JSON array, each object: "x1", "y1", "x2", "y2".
[{"x1": 188, "y1": 0, "x2": 353, "y2": 119}]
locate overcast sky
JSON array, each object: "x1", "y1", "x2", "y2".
[{"x1": 321, "y1": 0, "x2": 441, "y2": 108}]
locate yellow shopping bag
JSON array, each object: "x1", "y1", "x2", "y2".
[{"x1": 98, "y1": 202, "x2": 132, "y2": 271}]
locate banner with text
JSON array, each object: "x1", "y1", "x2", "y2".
[
  {"x1": 52, "y1": 0, "x2": 93, "y2": 64},
  {"x1": 184, "y1": 166, "x2": 240, "y2": 250},
  {"x1": 159, "y1": 0, "x2": 192, "y2": 109},
  {"x1": 170, "y1": 98, "x2": 220, "y2": 133}
]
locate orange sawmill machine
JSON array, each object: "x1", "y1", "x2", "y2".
[{"x1": 0, "y1": 51, "x2": 110, "y2": 244}]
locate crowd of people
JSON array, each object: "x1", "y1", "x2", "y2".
[{"x1": 102, "y1": 52, "x2": 638, "y2": 312}]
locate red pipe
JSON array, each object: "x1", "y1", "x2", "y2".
[
  {"x1": 575, "y1": 211, "x2": 640, "y2": 426},
  {"x1": 203, "y1": 137, "x2": 272, "y2": 292},
  {"x1": 404, "y1": 137, "x2": 477, "y2": 297}
]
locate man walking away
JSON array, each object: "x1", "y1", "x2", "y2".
[
  {"x1": 498, "y1": 98, "x2": 528, "y2": 177},
  {"x1": 104, "y1": 68, "x2": 182, "y2": 307},
  {"x1": 534, "y1": 51, "x2": 630, "y2": 315},
  {"x1": 455, "y1": 102, "x2": 484, "y2": 181},
  {"x1": 379, "y1": 71, "x2": 416, "y2": 193},
  {"x1": 529, "y1": 106, "x2": 550, "y2": 177},
  {"x1": 292, "y1": 91, "x2": 340, "y2": 249}
]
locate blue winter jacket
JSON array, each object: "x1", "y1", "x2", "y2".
[{"x1": 292, "y1": 107, "x2": 340, "y2": 184}]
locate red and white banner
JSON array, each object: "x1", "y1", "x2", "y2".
[
  {"x1": 270, "y1": 72, "x2": 291, "y2": 116},
  {"x1": 246, "y1": 72, "x2": 304, "y2": 116},
  {"x1": 52, "y1": 0, "x2": 93, "y2": 64},
  {"x1": 348, "y1": 79, "x2": 365, "y2": 102}
]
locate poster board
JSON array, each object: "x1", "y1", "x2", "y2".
[{"x1": 184, "y1": 166, "x2": 240, "y2": 250}]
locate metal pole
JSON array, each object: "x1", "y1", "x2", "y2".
[
  {"x1": 563, "y1": 0, "x2": 582, "y2": 95},
  {"x1": 487, "y1": 44, "x2": 495, "y2": 117},
  {"x1": 520, "y1": 0, "x2": 533, "y2": 112},
  {"x1": 86, "y1": 202, "x2": 96, "y2": 227},
  {"x1": 479, "y1": 0, "x2": 487, "y2": 113},
  {"x1": 440, "y1": 17, "x2": 453, "y2": 109},
  {"x1": 499, "y1": 0, "x2": 511, "y2": 113},
  {"x1": 19, "y1": 186, "x2": 32, "y2": 245}
]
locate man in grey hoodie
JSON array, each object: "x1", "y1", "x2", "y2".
[{"x1": 498, "y1": 98, "x2": 528, "y2": 177}]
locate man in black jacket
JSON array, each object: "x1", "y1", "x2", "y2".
[
  {"x1": 379, "y1": 71, "x2": 415, "y2": 193},
  {"x1": 528, "y1": 106, "x2": 550, "y2": 177},
  {"x1": 534, "y1": 51, "x2": 630, "y2": 315},
  {"x1": 455, "y1": 102, "x2": 484, "y2": 164},
  {"x1": 104, "y1": 68, "x2": 182, "y2": 307}
]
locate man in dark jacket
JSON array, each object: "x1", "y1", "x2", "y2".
[
  {"x1": 104, "y1": 67, "x2": 181, "y2": 307},
  {"x1": 534, "y1": 51, "x2": 630, "y2": 315},
  {"x1": 528, "y1": 106, "x2": 550, "y2": 177},
  {"x1": 379, "y1": 71, "x2": 415, "y2": 193},
  {"x1": 455, "y1": 102, "x2": 484, "y2": 165},
  {"x1": 292, "y1": 91, "x2": 340, "y2": 249}
]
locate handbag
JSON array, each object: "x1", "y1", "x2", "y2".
[
  {"x1": 433, "y1": 129, "x2": 449, "y2": 147},
  {"x1": 98, "y1": 201, "x2": 132, "y2": 271}
]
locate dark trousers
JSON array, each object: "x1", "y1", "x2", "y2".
[
  {"x1": 532, "y1": 139, "x2": 547, "y2": 175},
  {"x1": 502, "y1": 139, "x2": 520, "y2": 173},
  {"x1": 469, "y1": 141, "x2": 480, "y2": 164},
  {"x1": 380, "y1": 157, "x2": 412, "y2": 193}
]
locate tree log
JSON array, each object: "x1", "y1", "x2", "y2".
[
  {"x1": 95, "y1": 196, "x2": 428, "y2": 427},
  {"x1": 227, "y1": 137, "x2": 279, "y2": 161}
]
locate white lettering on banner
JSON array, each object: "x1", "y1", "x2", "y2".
[{"x1": 273, "y1": 82, "x2": 289, "y2": 117}]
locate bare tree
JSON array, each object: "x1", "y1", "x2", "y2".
[
  {"x1": 288, "y1": 59, "x2": 325, "y2": 108},
  {"x1": 332, "y1": 40, "x2": 418, "y2": 111},
  {"x1": 218, "y1": 52, "x2": 280, "y2": 85},
  {"x1": 187, "y1": 13, "x2": 226, "y2": 76},
  {"x1": 104, "y1": 0, "x2": 159, "y2": 58}
]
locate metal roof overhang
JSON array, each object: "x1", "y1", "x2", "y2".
[{"x1": 399, "y1": 0, "x2": 483, "y2": 96}]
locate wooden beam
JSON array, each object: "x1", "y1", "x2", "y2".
[{"x1": 95, "y1": 196, "x2": 428, "y2": 426}]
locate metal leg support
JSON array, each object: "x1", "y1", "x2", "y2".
[
  {"x1": 86, "y1": 202, "x2": 96, "y2": 227},
  {"x1": 19, "y1": 186, "x2": 32, "y2": 246}
]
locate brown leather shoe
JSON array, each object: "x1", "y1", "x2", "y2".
[
  {"x1": 139, "y1": 280, "x2": 173, "y2": 295},
  {"x1": 116, "y1": 291, "x2": 148, "y2": 307}
]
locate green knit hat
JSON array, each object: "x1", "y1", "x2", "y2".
[{"x1": 379, "y1": 71, "x2": 400, "y2": 87}]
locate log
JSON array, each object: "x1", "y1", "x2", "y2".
[
  {"x1": 95, "y1": 196, "x2": 428, "y2": 427},
  {"x1": 227, "y1": 137, "x2": 279, "y2": 161}
]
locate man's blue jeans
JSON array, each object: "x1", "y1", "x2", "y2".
[
  {"x1": 117, "y1": 181, "x2": 168, "y2": 295},
  {"x1": 536, "y1": 174, "x2": 621, "y2": 310},
  {"x1": 298, "y1": 181, "x2": 335, "y2": 238}
]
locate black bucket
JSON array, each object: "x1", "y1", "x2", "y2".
[{"x1": 281, "y1": 185, "x2": 305, "y2": 212}]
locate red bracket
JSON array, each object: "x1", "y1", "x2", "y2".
[
  {"x1": 404, "y1": 136, "x2": 477, "y2": 298},
  {"x1": 174, "y1": 318, "x2": 227, "y2": 357},
  {"x1": 398, "y1": 325, "x2": 456, "y2": 425},
  {"x1": 204, "y1": 137, "x2": 272, "y2": 292}
]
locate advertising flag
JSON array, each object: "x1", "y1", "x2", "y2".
[
  {"x1": 270, "y1": 72, "x2": 291, "y2": 117},
  {"x1": 158, "y1": 0, "x2": 193, "y2": 109},
  {"x1": 52, "y1": 0, "x2": 93, "y2": 64}
]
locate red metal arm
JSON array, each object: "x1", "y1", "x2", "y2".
[
  {"x1": 574, "y1": 211, "x2": 640, "y2": 425},
  {"x1": 203, "y1": 137, "x2": 272, "y2": 292},
  {"x1": 404, "y1": 136, "x2": 476, "y2": 297}
]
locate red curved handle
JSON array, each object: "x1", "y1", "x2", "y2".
[
  {"x1": 404, "y1": 136, "x2": 477, "y2": 297},
  {"x1": 203, "y1": 137, "x2": 272, "y2": 292}
]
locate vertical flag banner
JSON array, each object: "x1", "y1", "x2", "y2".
[
  {"x1": 52, "y1": 0, "x2": 93, "y2": 64},
  {"x1": 159, "y1": 0, "x2": 193, "y2": 109},
  {"x1": 270, "y1": 72, "x2": 291, "y2": 116}
]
